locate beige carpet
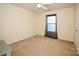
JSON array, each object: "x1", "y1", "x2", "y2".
[{"x1": 10, "y1": 36, "x2": 78, "y2": 56}]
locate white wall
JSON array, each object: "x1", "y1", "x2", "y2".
[
  {"x1": 0, "y1": 4, "x2": 74, "y2": 44},
  {"x1": 0, "y1": 4, "x2": 37, "y2": 44},
  {"x1": 74, "y1": 4, "x2": 79, "y2": 54},
  {"x1": 37, "y1": 8, "x2": 74, "y2": 41}
]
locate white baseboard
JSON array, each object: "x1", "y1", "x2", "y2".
[{"x1": 76, "y1": 47, "x2": 79, "y2": 54}]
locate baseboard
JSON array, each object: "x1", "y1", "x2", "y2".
[
  {"x1": 10, "y1": 35, "x2": 37, "y2": 45},
  {"x1": 76, "y1": 47, "x2": 79, "y2": 55},
  {"x1": 59, "y1": 39, "x2": 74, "y2": 43}
]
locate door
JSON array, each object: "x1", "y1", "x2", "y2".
[
  {"x1": 45, "y1": 14, "x2": 58, "y2": 39},
  {"x1": 74, "y1": 4, "x2": 79, "y2": 50}
]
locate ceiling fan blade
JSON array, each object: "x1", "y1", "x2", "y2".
[
  {"x1": 37, "y1": 4, "x2": 48, "y2": 10},
  {"x1": 41, "y1": 5, "x2": 48, "y2": 10}
]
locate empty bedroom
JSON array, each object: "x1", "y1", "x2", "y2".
[{"x1": 0, "y1": 3, "x2": 79, "y2": 56}]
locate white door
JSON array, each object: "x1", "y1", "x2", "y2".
[{"x1": 74, "y1": 4, "x2": 79, "y2": 53}]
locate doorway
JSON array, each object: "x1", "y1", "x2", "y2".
[{"x1": 45, "y1": 14, "x2": 58, "y2": 39}]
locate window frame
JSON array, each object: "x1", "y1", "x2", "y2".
[{"x1": 45, "y1": 14, "x2": 57, "y2": 32}]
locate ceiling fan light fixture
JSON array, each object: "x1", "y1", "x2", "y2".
[
  {"x1": 36, "y1": 4, "x2": 48, "y2": 10},
  {"x1": 37, "y1": 4, "x2": 42, "y2": 8}
]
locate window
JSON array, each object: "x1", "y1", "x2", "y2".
[
  {"x1": 45, "y1": 14, "x2": 57, "y2": 39},
  {"x1": 47, "y1": 15, "x2": 56, "y2": 32}
]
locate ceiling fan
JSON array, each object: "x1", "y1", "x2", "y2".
[{"x1": 36, "y1": 3, "x2": 52, "y2": 10}]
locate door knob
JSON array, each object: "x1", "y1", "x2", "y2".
[{"x1": 75, "y1": 29, "x2": 78, "y2": 32}]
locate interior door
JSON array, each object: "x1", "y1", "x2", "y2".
[
  {"x1": 74, "y1": 6, "x2": 79, "y2": 49},
  {"x1": 45, "y1": 14, "x2": 58, "y2": 39}
]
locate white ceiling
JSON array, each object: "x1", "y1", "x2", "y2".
[{"x1": 10, "y1": 3, "x2": 75, "y2": 13}]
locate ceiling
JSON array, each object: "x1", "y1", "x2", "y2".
[{"x1": 10, "y1": 3, "x2": 75, "y2": 13}]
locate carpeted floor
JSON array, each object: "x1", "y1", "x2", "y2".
[{"x1": 10, "y1": 36, "x2": 78, "y2": 56}]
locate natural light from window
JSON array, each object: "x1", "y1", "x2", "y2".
[{"x1": 47, "y1": 16, "x2": 56, "y2": 32}]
